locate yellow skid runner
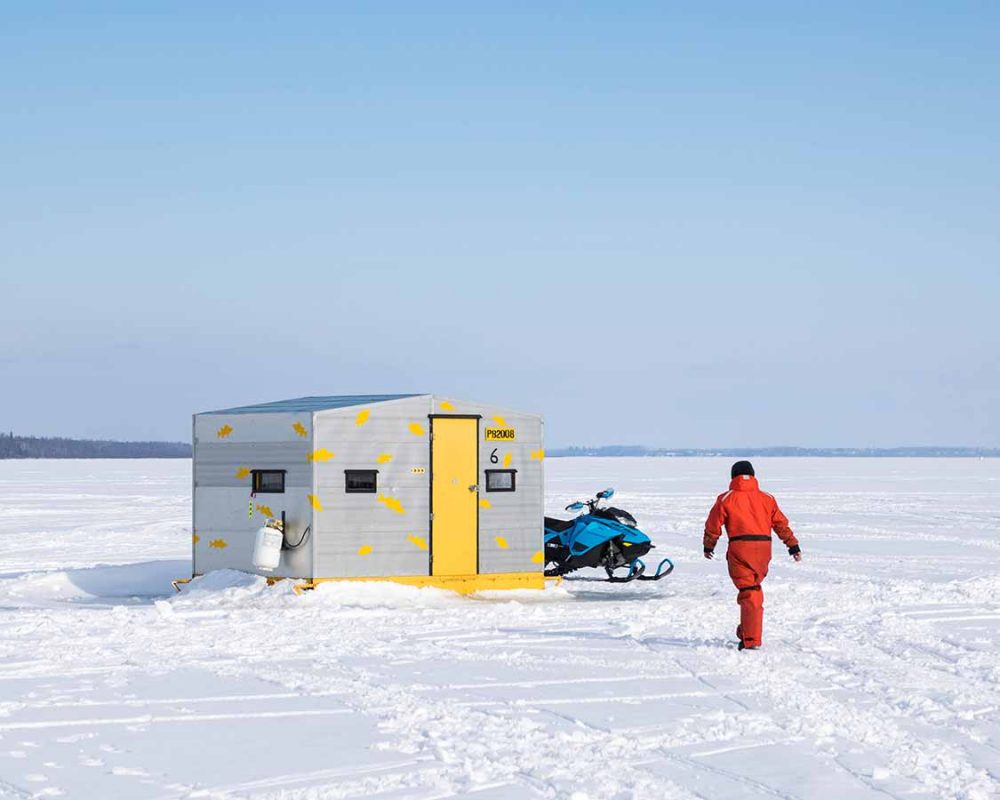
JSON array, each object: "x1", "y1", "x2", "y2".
[
  {"x1": 292, "y1": 572, "x2": 544, "y2": 595},
  {"x1": 173, "y1": 572, "x2": 546, "y2": 595}
]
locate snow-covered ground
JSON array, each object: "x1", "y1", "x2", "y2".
[{"x1": 0, "y1": 457, "x2": 997, "y2": 799}]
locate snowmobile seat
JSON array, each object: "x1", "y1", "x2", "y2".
[{"x1": 544, "y1": 516, "x2": 575, "y2": 533}]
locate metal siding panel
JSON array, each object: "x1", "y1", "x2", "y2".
[
  {"x1": 312, "y1": 396, "x2": 433, "y2": 578},
  {"x1": 192, "y1": 411, "x2": 314, "y2": 578}
]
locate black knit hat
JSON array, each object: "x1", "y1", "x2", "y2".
[{"x1": 731, "y1": 460, "x2": 755, "y2": 479}]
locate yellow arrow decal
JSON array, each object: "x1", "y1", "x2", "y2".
[
  {"x1": 308, "y1": 448, "x2": 334, "y2": 462},
  {"x1": 378, "y1": 495, "x2": 405, "y2": 514},
  {"x1": 235, "y1": 466, "x2": 250, "y2": 479},
  {"x1": 292, "y1": 422, "x2": 308, "y2": 438},
  {"x1": 308, "y1": 494, "x2": 324, "y2": 512},
  {"x1": 355, "y1": 409, "x2": 370, "y2": 426},
  {"x1": 407, "y1": 534, "x2": 428, "y2": 550},
  {"x1": 209, "y1": 538, "x2": 228, "y2": 549},
  {"x1": 495, "y1": 536, "x2": 509, "y2": 549},
  {"x1": 376, "y1": 453, "x2": 393, "y2": 464},
  {"x1": 357, "y1": 545, "x2": 373, "y2": 556},
  {"x1": 408, "y1": 422, "x2": 425, "y2": 436}
]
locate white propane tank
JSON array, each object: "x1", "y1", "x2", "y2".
[{"x1": 252, "y1": 522, "x2": 284, "y2": 572}]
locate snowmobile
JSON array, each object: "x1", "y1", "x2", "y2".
[{"x1": 544, "y1": 488, "x2": 674, "y2": 582}]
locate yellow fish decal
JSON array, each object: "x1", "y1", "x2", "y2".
[
  {"x1": 493, "y1": 415, "x2": 507, "y2": 427},
  {"x1": 408, "y1": 422, "x2": 425, "y2": 436},
  {"x1": 209, "y1": 538, "x2": 227, "y2": 549},
  {"x1": 357, "y1": 545, "x2": 373, "y2": 556},
  {"x1": 355, "y1": 409, "x2": 370, "y2": 426},
  {"x1": 307, "y1": 494, "x2": 324, "y2": 512},
  {"x1": 530, "y1": 449, "x2": 545, "y2": 460},
  {"x1": 235, "y1": 467, "x2": 250, "y2": 479},
  {"x1": 216, "y1": 424, "x2": 233, "y2": 439},
  {"x1": 376, "y1": 453, "x2": 393, "y2": 464},
  {"x1": 479, "y1": 498, "x2": 492, "y2": 509},
  {"x1": 503, "y1": 452, "x2": 513, "y2": 468},
  {"x1": 308, "y1": 448, "x2": 334, "y2": 462},
  {"x1": 440, "y1": 401, "x2": 455, "y2": 411},
  {"x1": 495, "y1": 536, "x2": 509, "y2": 549},
  {"x1": 292, "y1": 422, "x2": 308, "y2": 438},
  {"x1": 192, "y1": 533, "x2": 200, "y2": 544},
  {"x1": 378, "y1": 495, "x2": 405, "y2": 514},
  {"x1": 531, "y1": 550, "x2": 544, "y2": 564},
  {"x1": 407, "y1": 534, "x2": 428, "y2": 550},
  {"x1": 255, "y1": 504, "x2": 274, "y2": 519}
]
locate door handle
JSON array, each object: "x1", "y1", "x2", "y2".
[{"x1": 468, "y1": 485, "x2": 478, "y2": 492}]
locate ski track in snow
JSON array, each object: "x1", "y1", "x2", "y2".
[{"x1": 0, "y1": 458, "x2": 997, "y2": 799}]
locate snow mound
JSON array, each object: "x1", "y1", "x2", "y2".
[{"x1": 0, "y1": 559, "x2": 187, "y2": 607}]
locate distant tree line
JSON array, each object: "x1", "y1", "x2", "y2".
[
  {"x1": 0, "y1": 433, "x2": 191, "y2": 459},
  {"x1": 549, "y1": 445, "x2": 1000, "y2": 458}
]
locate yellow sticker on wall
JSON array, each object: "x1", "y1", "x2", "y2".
[
  {"x1": 378, "y1": 495, "x2": 405, "y2": 514},
  {"x1": 308, "y1": 448, "x2": 334, "y2": 462},
  {"x1": 440, "y1": 401, "x2": 455, "y2": 411},
  {"x1": 355, "y1": 409, "x2": 370, "y2": 426},
  {"x1": 502, "y1": 452, "x2": 513, "y2": 468},
  {"x1": 292, "y1": 422, "x2": 308, "y2": 438},
  {"x1": 409, "y1": 422, "x2": 425, "y2": 436},
  {"x1": 410, "y1": 467, "x2": 426, "y2": 474},
  {"x1": 209, "y1": 538, "x2": 228, "y2": 549},
  {"x1": 216, "y1": 424, "x2": 233, "y2": 439},
  {"x1": 358, "y1": 545, "x2": 373, "y2": 556},
  {"x1": 407, "y1": 534, "x2": 428, "y2": 550},
  {"x1": 531, "y1": 550, "x2": 544, "y2": 564},
  {"x1": 256, "y1": 504, "x2": 274, "y2": 519},
  {"x1": 495, "y1": 536, "x2": 509, "y2": 549},
  {"x1": 376, "y1": 453, "x2": 393, "y2": 464},
  {"x1": 485, "y1": 428, "x2": 516, "y2": 441},
  {"x1": 530, "y1": 449, "x2": 545, "y2": 460},
  {"x1": 235, "y1": 467, "x2": 251, "y2": 479},
  {"x1": 479, "y1": 498, "x2": 492, "y2": 509},
  {"x1": 308, "y1": 494, "x2": 324, "y2": 512}
]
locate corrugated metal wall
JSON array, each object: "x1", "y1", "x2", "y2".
[
  {"x1": 311, "y1": 396, "x2": 434, "y2": 578},
  {"x1": 310, "y1": 395, "x2": 543, "y2": 579},
  {"x1": 192, "y1": 412, "x2": 314, "y2": 578}
]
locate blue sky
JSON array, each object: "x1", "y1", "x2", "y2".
[{"x1": 2, "y1": 2, "x2": 998, "y2": 447}]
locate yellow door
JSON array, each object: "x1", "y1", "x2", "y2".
[{"x1": 431, "y1": 417, "x2": 479, "y2": 576}]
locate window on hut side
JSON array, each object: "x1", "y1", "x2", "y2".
[
  {"x1": 345, "y1": 469, "x2": 378, "y2": 494},
  {"x1": 485, "y1": 469, "x2": 516, "y2": 492},
  {"x1": 252, "y1": 470, "x2": 286, "y2": 494}
]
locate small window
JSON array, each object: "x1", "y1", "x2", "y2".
[
  {"x1": 252, "y1": 470, "x2": 285, "y2": 494},
  {"x1": 345, "y1": 469, "x2": 378, "y2": 494},
  {"x1": 485, "y1": 469, "x2": 516, "y2": 492}
]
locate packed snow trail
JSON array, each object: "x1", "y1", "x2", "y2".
[{"x1": 0, "y1": 458, "x2": 997, "y2": 799}]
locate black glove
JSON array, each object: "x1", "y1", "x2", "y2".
[{"x1": 788, "y1": 544, "x2": 801, "y2": 556}]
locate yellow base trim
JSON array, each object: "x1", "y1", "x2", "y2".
[
  {"x1": 292, "y1": 571, "x2": 545, "y2": 595},
  {"x1": 171, "y1": 578, "x2": 193, "y2": 592}
]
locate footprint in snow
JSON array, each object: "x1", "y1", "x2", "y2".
[{"x1": 79, "y1": 757, "x2": 104, "y2": 767}]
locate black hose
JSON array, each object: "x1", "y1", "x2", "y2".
[{"x1": 282, "y1": 524, "x2": 311, "y2": 551}]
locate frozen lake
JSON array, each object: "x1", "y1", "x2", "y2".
[{"x1": 0, "y1": 457, "x2": 997, "y2": 799}]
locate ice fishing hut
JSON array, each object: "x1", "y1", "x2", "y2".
[{"x1": 191, "y1": 395, "x2": 545, "y2": 592}]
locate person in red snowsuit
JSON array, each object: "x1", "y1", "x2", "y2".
[{"x1": 704, "y1": 461, "x2": 802, "y2": 650}]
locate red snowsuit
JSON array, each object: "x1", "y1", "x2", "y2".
[{"x1": 704, "y1": 475, "x2": 799, "y2": 648}]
